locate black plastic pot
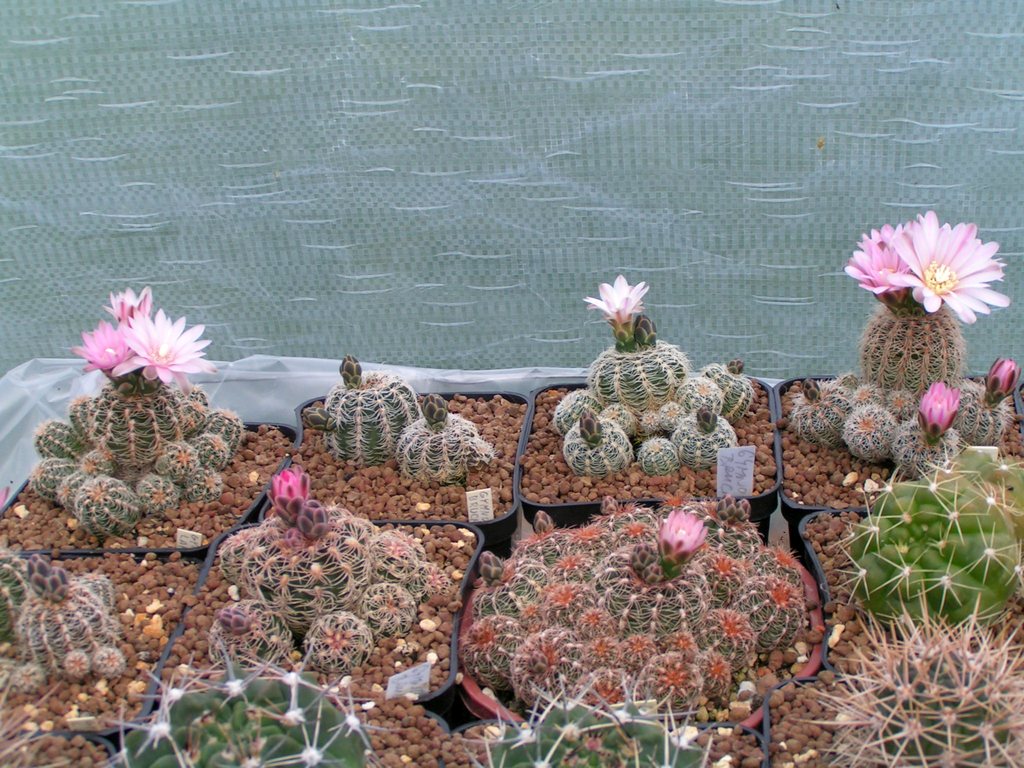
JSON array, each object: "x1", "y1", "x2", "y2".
[
  {"x1": 293, "y1": 391, "x2": 531, "y2": 553},
  {"x1": 0, "y1": 423, "x2": 299, "y2": 557},
  {"x1": 517, "y1": 380, "x2": 782, "y2": 541}
]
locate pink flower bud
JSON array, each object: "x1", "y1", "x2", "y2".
[
  {"x1": 269, "y1": 466, "x2": 310, "y2": 522},
  {"x1": 918, "y1": 382, "x2": 960, "y2": 443},
  {"x1": 658, "y1": 509, "x2": 707, "y2": 578},
  {"x1": 985, "y1": 358, "x2": 1019, "y2": 404}
]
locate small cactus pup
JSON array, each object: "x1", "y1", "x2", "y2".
[
  {"x1": 552, "y1": 388, "x2": 602, "y2": 436},
  {"x1": 119, "y1": 666, "x2": 372, "y2": 767},
  {"x1": 674, "y1": 375, "x2": 724, "y2": 417},
  {"x1": 815, "y1": 612, "x2": 1024, "y2": 768},
  {"x1": 700, "y1": 359, "x2": 755, "y2": 423},
  {"x1": 955, "y1": 357, "x2": 1020, "y2": 447},
  {"x1": 395, "y1": 393, "x2": 495, "y2": 485},
  {"x1": 848, "y1": 212, "x2": 1008, "y2": 393},
  {"x1": 891, "y1": 382, "x2": 963, "y2": 479},
  {"x1": 26, "y1": 287, "x2": 244, "y2": 539},
  {"x1": 302, "y1": 355, "x2": 420, "y2": 467},
  {"x1": 789, "y1": 378, "x2": 852, "y2": 449},
  {"x1": 208, "y1": 601, "x2": 294, "y2": 667},
  {"x1": 670, "y1": 408, "x2": 737, "y2": 471},
  {"x1": 584, "y1": 276, "x2": 690, "y2": 411},
  {"x1": 850, "y1": 462, "x2": 1020, "y2": 625},
  {"x1": 637, "y1": 437, "x2": 681, "y2": 476},
  {"x1": 562, "y1": 409, "x2": 634, "y2": 477},
  {"x1": 842, "y1": 403, "x2": 897, "y2": 462}
]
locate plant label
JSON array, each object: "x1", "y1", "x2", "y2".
[
  {"x1": 466, "y1": 488, "x2": 495, "y2": 522},
  {"x1": 385, "y1": 661, "x2": 433, "y2": 700},
  {"x1": 176, "y1": 528, "x2": 204, "y2": 548},
  {"x1": 716, "y1": 446, "x2": 756, "y2": 498},
  {"x1": 66, "y1": 715, "x2": 99, "y2": 731},
  {"x1": 965, "y1": 445, "x2": 999, "y2": 459}
]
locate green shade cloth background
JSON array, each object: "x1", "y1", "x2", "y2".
[{"x1": 2, "y1": 0, "x2": 1022, "y2": 377}]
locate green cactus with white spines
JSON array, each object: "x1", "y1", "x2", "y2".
[
  {"x1": 303, "y1": 355, "x2": 420, "y2": 467},
  {"x1": 209, "y1": 600, "x2": 295, "y2": 667},
  {"x1": 700, "y1": 359, "x2": 754, "y2": 423},
  {"x1": 598, "y1": 403, "x2": 638, "y2": 438},
  {"x1": 850, "y1": 465, "x2": 1021, "y2": 625},
  {"x1": 0, "y1": 550, "x2": 28, "y2": 643},
  {"x1": 655, "y1": 400, "x2": 687, "y2": 432},
  {"x1": 134, "y1": 473, "x2": 182, "y2": 516},
  {"x1": 955, "y1": 379, "x2": 1013, "y2": 447},
  {"x1": 671, "y1": 409, "x2": 737, "y2": 471},
  {"x1": 71, "y1": 476, "x2": 142, "y2": 537},
  {"x1": 636, "y1": 409, "x2": 665, "y2": 438},
  {"x1": 789, "y1": 378, "x2": 853, "y2": 449},
  {"x1": 842, "y1": 403, "x2": 897, "y2": 463},
  {"x1": 395, "y1": 393, "x2": 495, "y2": 485},
  {"x1": 553, "y1": 389, "x2": 602, "y2": 436},
  {"x1": 674, "y1": 375, "x2": 724, "y2": 416},
  {"x1": 637, "y1": 437, "x2": 681, "y2": 476},
  {"x1": 562, "y1": 410, "x2": 633, "y2": 477},
  {"x1": 33, "y1": 420, "x2": 86, "y2": 462},
  {"x1": 28, "y1": 458, "x2": 77, "y2": 504}
]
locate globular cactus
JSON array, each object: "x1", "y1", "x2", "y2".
[
  {"x1": 586, "y1": 334, "x2": 691, "y2": 412},
  {"x1": 851, "y1": 467, "x2": 1020, "y2": 624},
  {"x1": 153, "y1": 442, "x2": 200, "y2": 483},
  {"x1": 599, "y1": 403, "x2": 638, "y2": 438},
  {"x1": 636, "y1": 409, "x2": 665, "y2": 438},
  {"x1": 637, "y1": 652, "x2": 704, "y2": 711},
  {"x1": 0, "y1": 551, "x2": 28, "y2": 643},
  {"x1": 671, "y1": 409, "x2": 737, "y2": 471},
  {"x1": 552, "y1": 389, "x2": 602, "y2": 436},
  {"x1": 562, "y1": 410, "x2": 634, "y2": 477},
  {"x1": 461, "y1": 613, "x2": 522, "y2": 692},
  {"x1": 730, "y1": 575, "x2": 806, "y2": 653},
  {"x1": 28, "y1": 458, "x2": 77, "y2": 504},
  {"x1": 859, "y1": 304, "x2": 966, "y2": 393},
  {"x1": 359, "y1": 582, "x2": 417, "y2": 639},
  {"x1": 884, "y1": 388, "x2": 919, "y2": 422},
  {"x1": 848, "y1": 383, "x2": 884, "y2": 408},
  {"x1": 509, "y1": 627, "x2": 583, "y2": 708},
  {"x1": 15, "y1": 556, "x2": 124, "y2": 680},
  {"x1": 674, "y1": 376, "x2": 724, "y2": 416},
  {"x1": 955, "y1": 379, "x2": 1013, "y2": 447},
  {"x1": 303, "y1": 356, "x2": 420, "y2": 467},
  {"x1": 842, "y1": 404, "x2": 897, "y2": 462},
  {"x1": 702, "y1": 496, "x2": 764, "y2": 560},
  {"x1": 395, "y1": 394, "x2": 495, "y2": 485},
  {"x1": 119, "y1": 667, "x2": 372, "y2": 767},
  {"x1": 698, "y1": 608, "x2": 755, "y2": 668},
  {"x1": 817, "y1": 613, "x2": 1024, "y2": 768},
  {"x1": 0, "y1": 657, "x2": 45, "y2": 695},
  {"x1": 370, "y1": 530, "x2": 431, "y2": 601},
  {"x1": 202, "y1": 409, "x2": 244, "y2": 462},
  {"x1": 789, "y1": 379, "x2": 852, "y2": 449},
  {"x1": 700, "y1": 359, "x2": 754, "y2": 423},
  {"x1": 637, "y1": 437, "x2": 681, "y2": 476},
  {"x1": 304, "y1": 611, "x2": 375, "y2": 675},
  {"x1": 656, "y1": 400, "x2": 687, "y2": 432},
  {"x1": 891, "y1": 419, "x2": 961, "y2": 479},
  {"x1": 70, "y1": 476, "x2": 142, "y2": 538},
  {"x1": 208, "y1": 600, "x2": 294, "y2": 667},
  {"x1": 33, "y1": 419, "x2": 85, "y2": 461},
  {"x1": 134, "y1": 473, "x2": 181, "y2": 517}
]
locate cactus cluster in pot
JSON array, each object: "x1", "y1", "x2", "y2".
[
  {"x1": 790, "y1": 212, "x2": 1017, "y2": 478},
  {"x1": 213, "y1": 466, "x2": 447, "y2": 677},
  {"x1": 556, "y1": 276, "x2": 755, "y2": 477},
  {"x1": 26, "y1": 287, "x2": 244, "y2": 539},
  {"x1": 462, "y1": 496, "x2": 808, "y2": 715},
  {"x1": 302, "y1": 356, "x2": 495, "y2": 485}
]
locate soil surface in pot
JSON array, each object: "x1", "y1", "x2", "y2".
[
  {"x1": 519, "y1": 384, "x2": 776, "y2": 506},
  {"x1": 294, "y1": 395, "x2": 525, "y2": 522},
  {"x1": 161, "y1": 523, "x2": 476, "y2": 697},
  {"x1": 1, "y1": 553, "x2": 200, "y2": 732},
  {"x1": 8, "y1": 735, "x2": 111, "y2": 767},
  {"x1": 780, "y1": 381, "x2": 1024, "y2": 509},
  {"x1": 362, "y1": 698, "x2": 448, "y2": 768},
  {"x1": 0, "y1": 426, "x2": 293, "y2": 550}
]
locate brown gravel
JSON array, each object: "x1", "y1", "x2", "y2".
[
  {"x1": 293, "y1": 395, "x2": 525, "y2": 522},
  {"x1": 363, "y1": 697, "x2": 448, "y2": 768},
  {"x1": 7, "y1": 734, "x2": 111, "y2": 767},
  {"x1": 161, "y1": 523, "x2": 476, "y2": 700},
  {"x1": 0, "y1": 426, "x2": 293, "y2": 550},
  {"x1": 519, "y1": 384, "x2": 777, "y2": 506},
  {"x1": 780, "y1": 380, "x2": 1024, "y2": 509},
  {"x1": 0, "y1": 553, "x2": 200, "y2": 731}
]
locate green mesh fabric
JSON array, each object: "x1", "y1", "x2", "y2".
[{"x1": 1, "y1": 1, "x2": 1021, "y2": 376}]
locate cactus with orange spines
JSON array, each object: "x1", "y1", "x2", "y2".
[
  {"x1": 637, "y1": 652, "x2": 704, "y2": 711},
  {"x1": 538, "y1": 581, "x2": 599, "y2": 627},
  {"x1": 700, "y1": 650, "x2": 734, "y2": 702},
  {"x1": 699, "y1": 608, "x2": 756, "y2": 669},
  {"x1": 701, "y1": 496, "x2": 764, "y2": 560},
  {"x1": 509, "y1": 627, "x2": 584, "y2": 708},
  {"x1": 732, "y1": 575, "x2": 806, "y2": 653},
  {"x1": 460, "y1": 613, "x2": 522, "y2": 691},
  {"x1": 617, "y1": 633, "x2": 660, "y2": 674},
  {"x1": 698, "y1": 550, "x2": 751, "y2": 608}
]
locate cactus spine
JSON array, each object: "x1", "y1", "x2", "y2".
[
  {"x1": 671, "y1": 409, "x2": 737, "y2": 470},
  {"x1": 859, "y1": 304, "x2": 966, "y2": 393},
  {"x1": 700, "y1": 359, "x2": 754, "y2": 422},
  {"x1": 562, "y1": 410, "x2": 633, "y2": 477},
  {"x1": 789, "y1": 379, "x2": 852, "y2": 449},
  {"x1": 395, "y1": 394, "x2": 495, "y2": 485}
]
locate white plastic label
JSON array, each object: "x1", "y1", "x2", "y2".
[
  {"x1": 465, "y1": 488, "x2": 495, "y2": 522},
  {"x1": 965, "y1": 446, "x2": 999, "y2": 459},
  {"x1": 176, "y1": 528, "x2": 204, "y2": 548},
  {"x1": 385, "y1": 661, "x2": 433, "y2": 700},
  {"x1": 716, "y1": 446, "x2": 756, "y2": 498},
  {"x1": 66, "y1": 716, "x2": 99, "y2": 731}
]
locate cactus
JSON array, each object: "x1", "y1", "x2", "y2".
[
  {"x1": 891, "y1": 418, "x2": 961, "y2": 479},
  {"x1": 304, "y1": 611, "x2": 375, "y2": 675},
  {"x1": 655, "y1": 400, "x2": 687, "y2": 432},
  {"x1": 120, "y1": 667, "x2": 371, "y2": 767},
  {"x1": 134, "y1": 473, "x2": 182, "y2": 516},
  {"x1": 859, "y1": 304, "x2": 966, "y2": 392},
  {"x1": 359, "y1": 582, "x2": 417, "y2": 639},
  {"x1": 637, "y1": 437, "x2": 681, "y2": 476},
  {"x1": 509, "y1": 627, "x2": 584, "y2": 708},
  {"x1": 674, "y1": 376, "x2": 724, "y2": 417},
  {"x1": 586, "y1": 338, "x2": 690, "y2": 412},
  {"x1": 208, "y1": 600, "x2": 294, "y2": 667},
  {"x1": 730, "y1": 575, "x2": 805, "y2": 653},
  {"x1": 848, "y1": 383, "x2": 884, "y2": 408},
  {"x1": 369, "y1": 530, "x2": 431, "y2": 601},
  {"x1": 598, "y1": 403, "x2": 638, "y2": 438},
  {"x1": 884, "y1": 388, "x2": 919, "y2": 422},
  {"x1": 637, "y1": 652, "x2": 704, "y2": 711},
  {"x1": 71, "y1": 475, "x2": 143, "y2": 537},
  {"x1": 28, "y1": 458, "x2": 77, "y2": 504},
  {"x1": 842, "y1": 404, "x2": 897, "y2": 462},
  {"x1": 33, "y1": 419, "x2": 85, "y2": 461},
  {"x1": 850, "y1": 467, "x2": 1020, "y2": 624},
  {"x1": 395, "y1": 394, "x2": 495, "y2": 485},
  {"x1": 0, "y1": 551, "x2": 28, "y2": 643},
  {"x1": 303, "y1": 356, "x2": 420, "y2": 466},
  {"x1": 562, "y1": 411, "x2": 634, "y2": 477},
  {"x1": 671, "y1": 409, "x2": 737, "y2": 471},
  {"x1": 789, "y1": 379, "x2": 853, "y2": 449},
  {"x1": 553, "y1": 389, "x2": 602, "y2": 436},
  {"x1": 461, "y1": 614, "x2": 522, "y2": 692},
  {"x1": 955, "y1": 379, "x2": 1013, "y2": 447},
  {"x1": 698, "y1": 608, "x2": 755, "y2": 668},
  {"x1": 700, "y1": 359, "x2": 754, "y2": 423}
]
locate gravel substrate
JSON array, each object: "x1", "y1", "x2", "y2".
[
  {"x1": 780, "y1": 380, "x2": 1024, "y2": 509},
  {"x1": 293, "y1": 395, "x2": 525, "y2": 522},
  {"x1": 519, "y1": 384, "x2": 777, "y2": 506},
  {"x1": 363, "y1": 698, "x2": 448, "y2": 768},
  {"x1": 161, "y1": 523, "x2": 477, "y2": 700},
  {"x1": 0, "y1": 553, "x2": 201, "y2": 732},
  {"x1": 0, "y1": 425, "x2": 293, "y2": 550},
  {"x1": 7, "y1": 735, "x2": 111, "y2": 767}
]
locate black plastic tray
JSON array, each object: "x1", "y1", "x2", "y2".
[
  {"x1": 293, "y1": 390, "x2": 531, "y2": 552},
  {"x1": 0, "y1": 422, "x2": 300, "y2": 557},
  {"x1": 516, "y1": 379, "x2": 782, "y2": 540}
]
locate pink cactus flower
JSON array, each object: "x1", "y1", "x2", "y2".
[
  {"x1": 584, "y1": 275, "x2": 649, "y2": 325},
  {"x1": 71, "y1": 320, "x2": 133, "y2": 374},
  {"x1": 271, "y1": 465, "x2": 310, "y2": 506},
  {"x1": 918, "y1": 382, "x2": 960, "y2": 443},
  {"x1": 105, "y1": 286, "x2": 153, "y2": 326},
  {"x1": 113, "y1": 309, "x2": 215, "y2": 390},
  {"x1": 845, "y1": 223, "x2": 911, "y2": 296},
  {"x1": 658, "y1": 508, "x2": 707, "y2": 577},
  {"x1": 888, "y1": 211, "x2": 1009, "y2": 324},
  {"x1": 985, "y1": 358, "x2": 1020, "y2": 405}
]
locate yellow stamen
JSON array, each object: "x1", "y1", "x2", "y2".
[{"x1": 923, "y1": 262, "x2": 958, "y2": 295}]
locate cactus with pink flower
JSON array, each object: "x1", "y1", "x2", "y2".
[{"x1": 27, "y1": 287, "x2": 244, "y2": 538}]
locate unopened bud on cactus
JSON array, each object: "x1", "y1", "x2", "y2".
[
  {"x1": 630, "y1": 542, "x2": 663, "y2": 584},
  {"x1": 295, "y1": 500, "x2": 330, "y2": 540},
  {"x1": 985, "y1": 357, "x2": 1019, "y2": 406},
  {"x1": 269, "y1": 465, "x2": 310, "y2": 525},
  {"x1": 421, "y1": 393, "x2": 449, "y2": 428},
  {"x1": 918, "y1": 382, "x2": 960, "y2": 444},
  {"x1": 479, "y1": 551, "x2": 505, "y2": 587},
  {"x1": 727, "y1": 359, "x2": 744, "y2": 375},
  {"x1": 27, "y1": 556, "x2": 69, "y2": 602},
  {"x1": 578, "y1": 409, "x2": 602, "y2": 448},
  {"x1": 716, "y1": 495, "x2": 751, "y2": 525},
  {"x1": 340, "y1": 355, "x2": 362, "y2": 389},
  {"x1": 632, "y1": 314, "x2": 657, "y2": 348},
  {"x1": 600, "y1": 496, "x2": 619, "y2": 516},
  {"x1": 695, "y1": 408, "x2": 717, "y2": 434},
  {"x1": 801, "y1": 378, "x2": 821, "y2": 403},
  {"x1": 658, "y1": 509, "x2": 706, "y2": 579},
  {"x1": 216, "y1": 605, "x2": 252, "y2": 635},
  {"x1": 301, "y1": 406, "x2": 333, "y2": 432},
  {"x1": 533, "y1": 510, "x2": 555, "y2": 535}
]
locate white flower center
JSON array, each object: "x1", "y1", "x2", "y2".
[
  {"x1": 153, "y1": 343, "x2": 172, "y2": 363},
  {"x1": 923, "y1": 262, "x2": 958, "y2": 295}
]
